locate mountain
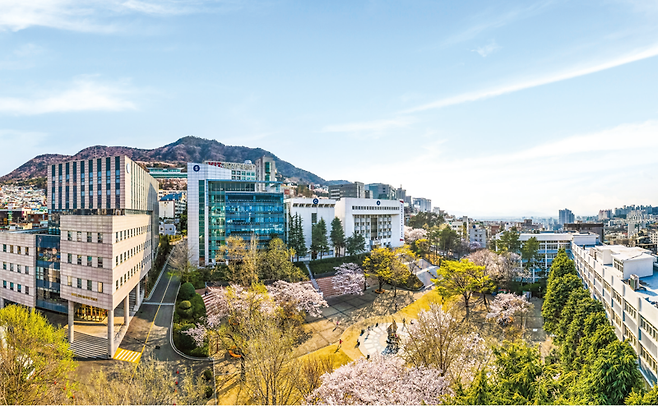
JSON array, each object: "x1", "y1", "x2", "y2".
[{"x1": 0, "y1": 136, "x2": 326, "y2": 185}]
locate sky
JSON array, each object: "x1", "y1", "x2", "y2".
[{"x1": 1, "y1": 0, "x2": 657, "y2": 218}]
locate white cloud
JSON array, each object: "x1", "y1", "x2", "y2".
[
  {"x1": 472, "y1": 40, "x2": 501, "y2": 57},
  {"x1": 0, "y1": 0, "x2": 240, "y2": 32},
  {"x1": 340, "y1": 120, "x2": 658, "y2": 217},
  {"x1": 321, "y1": 117, "x2": 415, "y2": 134},
  {"x1": 403, "y1": 43, "x2": 658, "y2": 113},
  {"x1": 0, "y1": 78, "x2": 137, "y2": 114}
]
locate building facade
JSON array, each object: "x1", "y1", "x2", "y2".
[
  {"x1": 412, "y1": 197, "x2": 432, "y2": 213},
  {"x1": 559, "y1": 208, "x2": 575, "y2": 225},
  {"x1": 187, "y1": 161, "x2": 285, "y2": 266},
  {"x1": 255, "y1": 156, "x2": 278, "y2": 192},
  {"x1": 285, "y1": 198, "x2": 336, "y2": 256},
  {"x1": 328, "y1": 182, "x2": 366, "y2": 200},
  {"x1": 365, "y1": 183, "x2": 396, "y2": 200},
  {"x1": 573, "y1": 243, "x2": 658, "y2": 384},
  {"x1": 1, "y1": 155, "x2": 159, "y2": 359},
  {"x1": 469, "y1": 225, "x2": 487, "y2": 249},
  {"x1": 334, "y1": 198, "x2": 404, "y2": 250}
]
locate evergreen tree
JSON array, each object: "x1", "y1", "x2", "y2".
[
  {"x1": 288, "y1": 214, "x2": 307, "y2": 261},
  {"x1": 311, "y1": 218, "x2": 329, "y2": 259},
  {"x1": 345, "y1": 233, "x2": 366, "y2": 256},
  {"x1": 329, "y1": 217, "x2": 346, "y2": 257}
]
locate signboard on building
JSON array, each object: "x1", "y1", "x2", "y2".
[
  {"x1": 399, "y1": 200, "x2": 405, "y2": 242},
  {"x1": 204, "y1": 161, "x2": 256, "y2": 171}
]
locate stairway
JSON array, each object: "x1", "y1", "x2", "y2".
[{"x1": 69, "y1": 331, "x2": 109, "y2": 359}]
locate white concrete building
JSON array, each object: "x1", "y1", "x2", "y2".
[
  {"x1": 469, "y1": 225, "x2": 487, "y2": 248},
  {"x1": 334, "y1": 198, "x2": 404, "y2": 250},
  {"x1": 285, "y1": 198, "x2": 336, "y2": 255},
  {"x1": 573, "y1": 243, "x2": 658, "y2": 383}
]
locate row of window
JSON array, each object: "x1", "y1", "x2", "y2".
[
  {"x1": 66, "y1": 276, "x2": 103, "y2": 293},
  {"x1": 115, "y1": 242, "x2": 146, "y2": 267},
  {"x1": 2, "y1": 280, "x2": 29, "y2": 295},
  {"x1": 66, "y1": 254, "x2": 104, "y2": 268},
  {"x1": 641, "y1": 316, "x2": 658, "y2": 342},
  {"x1": 67, "y1": 231, "x2": 103, "y2": 243},
  {"x1": 352, "y1": 206, "x2": 398, "y2": 211},
  {"x1": 115, "y1": 225, "x2": 148, "y2": 243},
  {"x1": 116, "y1": 265, "x2": 140, "y2": 290},
  {"x1": 641, "y1": 345, "x2": 658, "y2": 375},
  {"x1": 2, "y1": 244, "x2": 30, "y2": 255},
  {"x1": 2, "y1": 262, "x2": 30, "y2": 274}
]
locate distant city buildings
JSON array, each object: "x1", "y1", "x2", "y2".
[
  {"x1": 559, "y1": 208, "x2": 575, "y2": 225},
  {"x1": 412, "y1": 197, "x2": 432, "y2": 213},
  {"x1": 328, "y1": 182, "x2": 366, "y2": 199},
  {"x1": 365, "y1": 183, "x2": 397, "y2": 200}
]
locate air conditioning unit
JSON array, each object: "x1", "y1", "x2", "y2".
[{"x1": 629, "y1": 274, "x2": 640, "y2": 291}]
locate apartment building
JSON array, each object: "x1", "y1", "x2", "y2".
[
  {"x1": 573, "y1": 243, "x2": 658, "y2": 384},
  {"x1": 1, "y1": 155, "x2": 159, "y2": 359}
]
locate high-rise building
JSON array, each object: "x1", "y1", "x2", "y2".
[
  {"x1": 328, "y1": 182, "x2": 365, "y2": 200},
  {"x1": 558, "y1": 208, "x2": 575, "y2": 225},
  {"x1": 412, "y1": 197, "x2": 432, "y2": 213},
  {"x1": 255, "y1": 156, "x2": 278, "y2": 192},
  {"x1": 187, "y1": 161, "x2": 285, "y2": 266},
  {"x1": 365, "y1": 183, "x2": 396, "y2": 200},
  {"x1": 1, "y1": 155, "x2": 159, "y2": 359}
]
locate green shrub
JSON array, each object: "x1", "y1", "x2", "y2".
[
  {"x1": 179, "y1": 282, "x2": 196, "y2": 301},
  {"x1": 190, "y1": 293, "x2": 206, "y2": 319},
  {"x1": 178, "y1": 323, "x2": 197, "y2": 350},
  {"x1": 177, "y1": 300, "x2": 193, "y2": 319},
  {"x1": 308, "y1": 254, "x2": 368, "y2": 276},
  {"x1": 203, "y1": 369, "x2": 213, "y2": 381}
]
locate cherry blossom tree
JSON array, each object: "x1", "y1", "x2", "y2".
[
  {"x1": 404, "y1": 227, "x2": 428, "y2": 244},
  {"x1": 267, "y1": 280, "x2": 328, "y2": 318},
  {"x1": 486, "y1": 293, "x2": 532, "y2": 327},
  {"x1": 402, "y1": 304, "x2": 490, "y2": 385},
  {"x1": 305, "y1": 355, "x2": 452, "y2": 405},
  {"x1": 332, "y1": 263, "x2": 365, "y2": 296}
]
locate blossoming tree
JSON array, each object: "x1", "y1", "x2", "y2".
[
  {"x1": 486, "y1": 293, "x2": 532, "y2": 327},
  {"x1": 332, "y1": 263, "x2": 365, "y2": 296},
  {"x1": 305, "y1": 354, "x2": 452, "y2": 405}
]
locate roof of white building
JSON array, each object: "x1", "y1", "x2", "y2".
[{"x1": 594, "y1": 245, "x2": 655, "y2": 262}]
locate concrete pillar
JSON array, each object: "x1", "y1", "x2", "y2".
[
  {"x1": 135, "y1": 282, "x2": 141, "y2": 308},
  {"x1": 0, "y1": 296, "x2": 4, "y2": 308},
  {"x1": 68, "y1": 301, "x2": 74, "y2": 343},
  {"x1": 124, "y1": 294, "x2": 130, "y2": 326},
  {"x1": 108, "y1": 307, "x2": 115, "y2": 358}
]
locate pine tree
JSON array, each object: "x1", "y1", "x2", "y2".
[
  {"x1": 294, "y1": 214, "x2": 308, "y2": 260},
  {"x1": 311, "y1": 218, "x2": 329, "y2": 259},
  {"x1": 329, "y1": 217, "x2": 345, "y2": 257}
]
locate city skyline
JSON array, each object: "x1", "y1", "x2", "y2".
[{"x1": 1, "y1": 1, "x2": 657, "y2": 217}]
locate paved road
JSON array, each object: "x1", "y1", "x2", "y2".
[{"x1": 76, "y1": 243, "x2": 212, "y2": 377}]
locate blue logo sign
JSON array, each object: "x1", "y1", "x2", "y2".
[
  {"x1": 376, "y1": 200, "x2": 381, "y2": 206},
  {"x1": 193, "y1": 165, "x2": 200, "y2": 172},
  {"x1": 312, "y1": 198, "x2": 319, "y2": 205}
]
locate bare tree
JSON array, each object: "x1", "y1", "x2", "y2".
[{"x1": 169, "y1": 241, "x2": 197, "y2": 283}]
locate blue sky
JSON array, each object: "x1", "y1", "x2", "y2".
[{"x1": 1, "y1": 0, "x2": 657, "y2": 218}]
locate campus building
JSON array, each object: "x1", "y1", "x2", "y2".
[
  {"x1": 187, "y1": 161, "x2": 285, "y2": 266},
  {"x1": 573, "y1": 243, "x2": 658, "y2": 384},
  {"x1": 0, "y1": 155, "x2": 159, "y2": 359},
  {"x1": 285, "y1": 198, "x2": 337, "y2": 253}
]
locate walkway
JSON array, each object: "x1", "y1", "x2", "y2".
[{"x1": 358, "y1": 322, "x2": 409, "y2": 357}]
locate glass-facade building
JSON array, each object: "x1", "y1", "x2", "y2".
[{"x1": 188, "y1": 162, "x2": 285, "y2": 266}]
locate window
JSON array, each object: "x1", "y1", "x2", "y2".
[
  {"x1": 77, "y1": 278, "x2": 82, "y2": 289},
  {"x1": 312, "y1": 213, "x2": 317, "y2": 224},
  {"x1": 25, "y1": 247, "x2": 29, "y2": 256},
  {"x1": 97, "y1": 233, "x2": 103, "y2": 243},
  {"x1": 97, "y1": 257, "x2": 103, "y2": 268},
  {"x1": 116, "y1": 232, "x2": 119, "y2": 243},
  {"x1": 116, "y1": 280, "x2": 119, "y2": 290},
  {"x1": 10, "y1": 282, "x2": 13, "y2": 290},
  {"x1": 67, "y1": 276, "x2": 72, "y2": 286},
  {"x1": 9, "y1": 245, "x2": 13, "y2": 253},
  {"x1": 87, "y1": 232, "x2": 92, "y2": 243},
  {"x1": 17, "y1": 284, "x2": 21, "y2": 293},
  {"x1": 2, "y1": 244, "x2": 5, "y2": 252},
  {"x1": 2, "y1": 281, "x2": 5, "y2": 289},
  {"x1": 25, "y1": 266, "x2": 29, "y2": 275},
  {"x1": 77, "y1": 255, "x2": 82, "y2": 265},
  {"x1": 98, "y1": 282, "x2": 103, "y2": 293},
  {"x1": 613, "y1": 290, "x2": 622, "y2": 304},
  {"x1": 625, "y1": 301, "x2": 637, "y2": 319},
  {"x1": 17, "y1": 246, "x2": 21, "y2": 255},
  {"x1": 9, "y1": 264, "x2": 13, "y2": 272},
  {"x1": 67, "y1": 231, "x2": 72, "y2": 241},
  {"x1": 68, "y1": 253, "x2": 72, "y2": 263},
  {"x1": 2, "y1": 262, "x2": 5, "y2": 270},
  {"x1": 87, "y1": 280, "x2": 92, "y2": 290},
  {"x1": 116, "y1": 256, "x2": 119, "y2": 266},
  {"x1": 77, "y1": 231, "x2": 82, "y2": 242},
  {"x1": 641, "y1": 317, "x2": 658, "y2": 342},
  {"x1": 16, "y1": 265, "x2": 21, "y2": 273},
  {"x1": 25, "y1": 286, "x2": 29, "y2": 295},
  {"x1": 87, "y1": 256, "x2": 92, "y2": 267}
]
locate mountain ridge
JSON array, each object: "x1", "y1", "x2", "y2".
[{"x1": 0, "y1": 136, "x2": 326, "y2": 185}]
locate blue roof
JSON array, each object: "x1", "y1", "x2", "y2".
[{"x1": 160, "y1": 193, "x2": 184, "y2": 201}]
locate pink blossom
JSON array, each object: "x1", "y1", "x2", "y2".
[
  {"x1": 306, "y1": 354, "x2": 452, "y2": 405},
  {"x1": 332, "y1": 263, "x2": 365, "y2": 296},
  {"x1": 486, "y1": 293, "x2": 532, "y2": 327},
  {"x1": 404, "y1": 227, "x2": 428, "y2": 243},
  {"x1": 267, "y1": 280, "x2": 328, "y2": 318}
]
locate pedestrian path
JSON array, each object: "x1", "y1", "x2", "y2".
[
  {"x1": 69, "y1": 331, "x2": 108, "y2": 359},
  {"x1": 114, "y1": 348, "x2": 142, "y2": 363},
  {"x1": 358, "y1": 322, "x2": 409, "y2": 357}
]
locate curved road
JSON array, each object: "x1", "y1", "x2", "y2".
[{"x1": 76, "y1": 243, "x2": 212, "y2": 376}]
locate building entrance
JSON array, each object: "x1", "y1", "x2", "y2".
[{"x1": 74, "y1": 303, "x2": 107, "y2": 322}]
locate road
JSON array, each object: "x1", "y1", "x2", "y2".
[{"x1": 76, "y1": 243, "x2": 213, "y2": 377}]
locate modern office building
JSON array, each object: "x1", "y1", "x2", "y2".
[
  {"x1": 573, "y1": 243, "x2": 658, "y2": 384},
  {"x1": 285, "y1": 198, "x2": 337, "y2": 255},
  {"x1": 334, "y1": 198, "x2": 404, "y2": 250},
  {"x1": 1, "y1": 155, "x2": 159, "y2": 359},
  {"x1": 559, "y1": 208, "x2": 575, "y2": 225},
  {"x1": 147, "y1": 167, "x2": 187, "y2": 179},
  {"x1": 187, "y1": 161, "x2": 285, "y2": 266},
  {"x1": 255, "y1": 156, "x2": 278, "y2": 192},
  {"x1": 412, "y1": 197, "x2": 432, "y2": 213},
  {"x1": 328, "y1": 182, "x2": 366, "y2": 200},
  {"x1": 365, "y1": 183, "x2": 396, "y2": 200}
]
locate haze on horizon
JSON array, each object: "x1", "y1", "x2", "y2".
[{"x1": 0, "y1": 0, "x2": 656, "y2": 218}]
